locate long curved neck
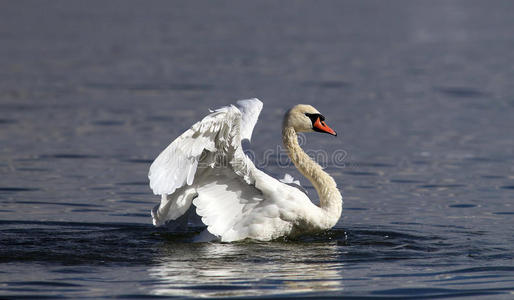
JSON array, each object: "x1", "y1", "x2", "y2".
[{"x1": 282, "y1": 127, "x2": 342, "y2": 222}]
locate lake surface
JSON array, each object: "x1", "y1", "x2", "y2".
[{"x1": 1, "y1": 0, "x2": 514, "y2": 298}]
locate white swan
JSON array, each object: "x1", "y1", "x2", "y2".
[{"x1": 149, "y1": 98, "x2": 342, "y2": 242}]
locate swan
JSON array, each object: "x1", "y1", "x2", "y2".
[{"x1": 148, "y1": 98, "x2": 342, "y2": 242}]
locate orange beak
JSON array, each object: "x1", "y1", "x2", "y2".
[{"x1": 313, "y1": 117, "x2": 337, "y2": 136}]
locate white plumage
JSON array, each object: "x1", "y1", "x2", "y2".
[{"x1": 149, "y1": 98, "x2": 343, "y2": 242}]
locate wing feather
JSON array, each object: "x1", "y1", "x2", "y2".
[
  {"x1": 148, "y1": 103, "x2": 247, "y2": 195},
  {"x1": 236, "y1": 98, "x2": 263, "y2": 142},
  {"x1": 149, "y1": 99, "x2": 265, "y2": 227}
]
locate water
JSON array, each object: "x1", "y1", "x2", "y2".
[{"x1": 1, "y1": 0, "x2": 514, "y2": 298}]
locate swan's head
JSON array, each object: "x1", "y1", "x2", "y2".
[{"x1": 283, "y1": 104, "x2": 337, "y2": 136}]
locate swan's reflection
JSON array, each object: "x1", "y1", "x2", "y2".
[{"x1": 148, "y1": 241, "x2": 344, "y2": 297}]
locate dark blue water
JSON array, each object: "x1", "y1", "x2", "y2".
[{"x1": 1, "y1": 0, "x2": 514, "y2": 298}]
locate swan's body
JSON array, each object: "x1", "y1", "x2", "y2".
[{"x1": 149, "y1": 99, "x2": 342, "y2": 242}]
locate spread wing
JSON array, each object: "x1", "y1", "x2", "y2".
[{"x1": 148, "y1": 98, "x2": 262, "y2": 196}]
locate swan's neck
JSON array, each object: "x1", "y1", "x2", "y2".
[{"x1": 282, "y1": 127, "x2": 342, "y2": 225}]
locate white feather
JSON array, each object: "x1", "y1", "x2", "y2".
[
  {"x1": 280, "y1": 173, "x2": 301, "y2": 186},
  {"x1": 236, "y1": 98, "x2": 263, "y2": 142}
]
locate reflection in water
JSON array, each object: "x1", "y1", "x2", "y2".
[{"x1": 148, "y1": 241, "x2": 344, "y2": 297}]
